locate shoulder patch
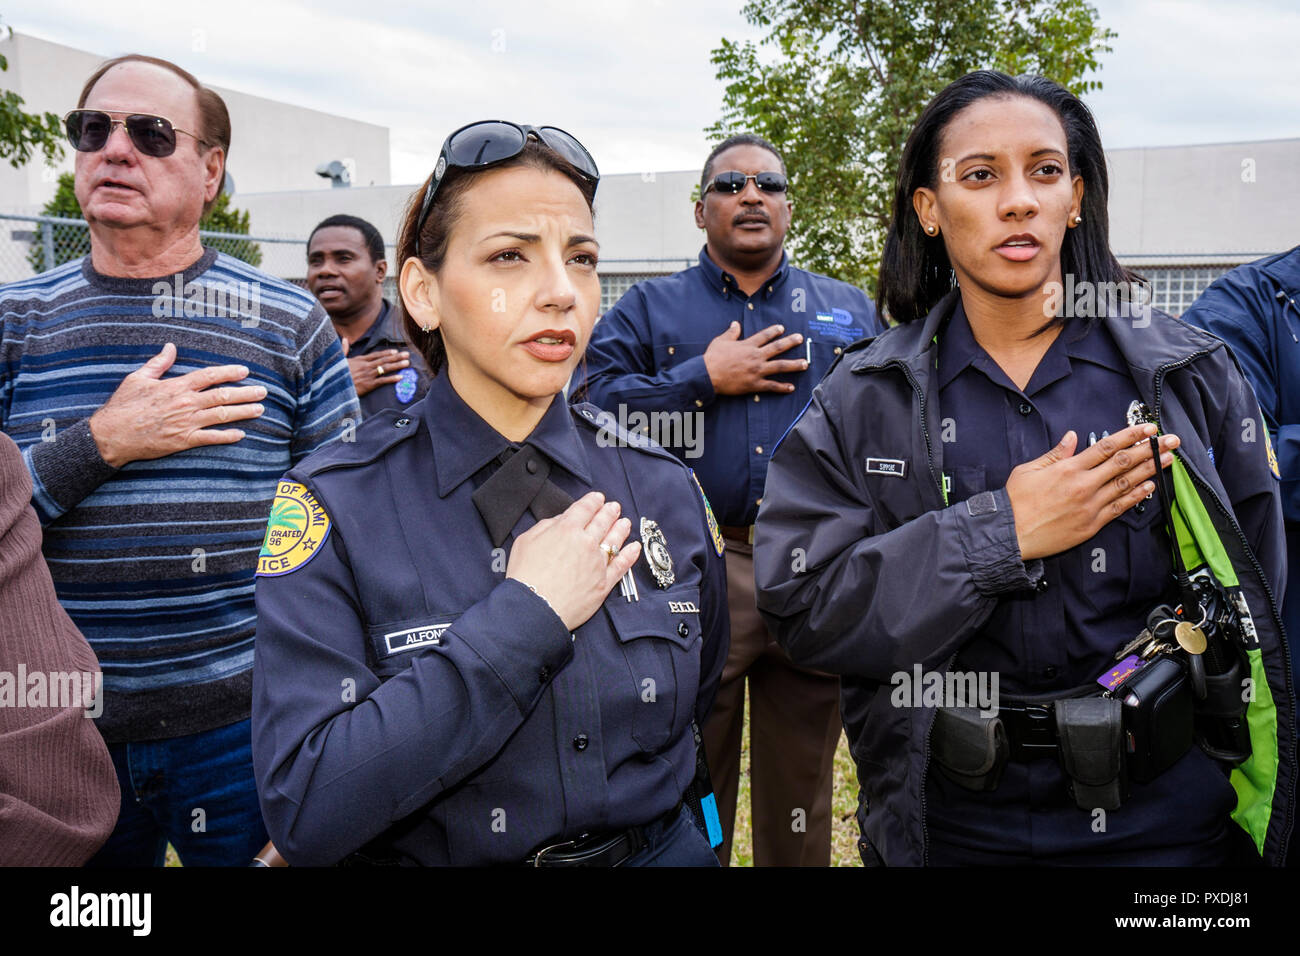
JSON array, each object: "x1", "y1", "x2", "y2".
[
  {"x1": 1262, "y1": 410, "x2": 1281, "y2": 480},
  {"x1": 257, "y1": 480, "x2": 332, "y2": 576},
  {"x1": 690, "y1": 469, "x2": 725, "y2": 556}
]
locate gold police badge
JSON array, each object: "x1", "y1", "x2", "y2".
[
  {"x1": 639, "y1": 516, "x2": 674, "y2": 589},
  {"x1": 257, "y1": 480, "x2": 331, "y2": 576}
]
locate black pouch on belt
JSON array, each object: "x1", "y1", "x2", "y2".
[
  {"x1": 1054, "y1": 696, "x2": 1127, "y2": 811},
  {"x1": 931, "y1": 707, "x2": 1009, "y2": 792},
  {"x1": 1119, "y1": 654, "x2": 1194, "y2": 783}
]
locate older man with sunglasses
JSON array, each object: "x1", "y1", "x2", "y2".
[
  {"x1": 572, "y1": 133, "x2": 881, "y2": 866},
  {"x1": 0, "y1": 54, "x2": 358, "y2": 866}
]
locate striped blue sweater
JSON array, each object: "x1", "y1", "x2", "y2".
[{"x1": 0, "y1": 248, "x2": 360, "y2": 741}]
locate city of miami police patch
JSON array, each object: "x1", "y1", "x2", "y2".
[
  {"x1": 690, "y1": 469, "x2": 725, "y2": 556},
  {"x1": 257, "y1": 480, "x2": 331, "y2": 576}
]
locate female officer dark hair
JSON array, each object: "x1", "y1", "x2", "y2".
[
  {"x1": 877, "y1": 70, "x2": 1139, "y2": 325},
  {"x1": 395, "y1": 140, "x2": 598, "y2": 375}
]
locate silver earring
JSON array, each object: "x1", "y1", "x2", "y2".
[{"x1": 1074, "y1": 215, "x2": 1082, "y2": 225}]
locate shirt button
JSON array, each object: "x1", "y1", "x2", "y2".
[
  {"x1": 573, "y1": 733, "x2": 589, "y2": 752},
  {"x1": 695, "y1": 399, "x2": 703, "y2": 408},
  {"x1": 394, "y1": 418, "x2": 410, "y2": 427},
  {"x1": 753, "y1": 395, "x2": 760, "y2": 402},
  {"x1": 667, "y1": 346, "x2": 676, "y2": 355},
  {"x1": 538, "y1": 666, "x2": 551, "y2": 684},
  {"x1": 1035, "y1": 578, "x2": 1049, "y2": 593},
  {"x1": 756, "y1": 497, "x2": 763, "y2": 506},
  {"x1": 1018, "y1": 401, "x2": 1033, "y2": 416},
  {"x1": 525, "y1": 458, "x2": 539, "y2": 475},
  {"x1": 677, "y1": 622, "x2": 690, "y2": 639},
  {"x1": 1044, "y1": 665, "x2": 1058, "y2": 679},
  {"x1": 747, "y1": 302, "x2": 754, "y2": 310},
  {"x1": 834, "y1": 347, "x2": 842, "y2": 355},
  {"x1": 1134, "y1": 501, "x2": 1146, "y2": 514},
  {"x1": 755, "y1": 445, "x2": 763, "y2": 455}
]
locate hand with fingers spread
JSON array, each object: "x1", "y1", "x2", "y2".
[
  {"x1": 87, "y1": 343, "x2": 267, "y2": 468},
  {"x1": 703, "y1": 321, "x2": 809, "y2": 395},
  {"x1": 1006, "y1": 422, "x2": 1180, "y2": 562},
  {"x1": 505, "y1": 491, "x2": 643, "y2": 631},
  {"x1": 339, "y1": 339, "x2": 411, "y2": 397}
]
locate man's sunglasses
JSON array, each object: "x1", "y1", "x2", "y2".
[
  {"x1": 63, "y1": 109, "x2": 209, "y2": 158},
  {"x1": 703, "y1": 171, "x2": 789, "y2": 196},
  {"x1": 414, "y1": 121, "x2": 599, "y2": 255}
]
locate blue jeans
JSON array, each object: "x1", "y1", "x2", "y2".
[{"x1": 87, "y1": 718, "x2": 268, "y2": 867}]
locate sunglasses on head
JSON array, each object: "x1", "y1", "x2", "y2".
[
  {"x1": 703, "y1": 170, "x2": 789, "y2": 196},
  {"x1": 414, "y1": 121, "x2": 599, "y2": 256},
  {"x1": 63, "y1": 109, "x2": 209, "y2": 158}
]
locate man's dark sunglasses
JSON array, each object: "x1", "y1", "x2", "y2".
[
  {"x1": 414, "y1": 121, "x2": 599, "y2": 255},
  {"x1": 63, "y1": 109, "x2": 208, "y2": 158},
  {"x1": 704, "y1": 171, "x2": 789, "y2": 196}
]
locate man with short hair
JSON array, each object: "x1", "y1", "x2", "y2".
[
  {"x1": 307, "y1": 214, "x2": 431, "y2": 416},
  {"x1": 573, "y1": 133, "x2": 882, "y2": 866},
  {"x1": 0, "y1": 54, "x2": 359, "y2": 866}
]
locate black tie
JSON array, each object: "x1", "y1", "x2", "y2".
[{"x1": 472, "y1": 445, "x2": 575, "y2": 547}]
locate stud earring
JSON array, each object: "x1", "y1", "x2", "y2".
[
  {"x1": 926, "y1": 224, "x2": 937, "y2": 235},
  {"x1": 1073, "y1": 215, "x2": 1082, "y2": 225}
]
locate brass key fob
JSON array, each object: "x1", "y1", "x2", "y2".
[{"x1": 1175, "y1": 621, "x2": 1207, "y2": 655}]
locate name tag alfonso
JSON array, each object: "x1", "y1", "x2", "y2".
[
  {"x1": 865, "y1": 458, "x2": 908, "y2": 478},
  {"x1": 384, "y1": 624, "x2": 451, "y2": 656}
]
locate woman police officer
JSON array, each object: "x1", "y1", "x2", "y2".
[
  {"x1": 755, "y1": 72, "x2": 1294, "y2": 865},
  {"x1": 251, "y1": 123, "x2": 727, "y2": 866}
]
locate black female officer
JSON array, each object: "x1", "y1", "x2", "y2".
[
  {"x1": 755, "y1": 72, "x2": 1294, "y2": 866},
  {"x1": 251, "y1": 123, "x2": 728, "y2": 866}
]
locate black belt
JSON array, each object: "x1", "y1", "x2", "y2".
[
  {"x1": 997, "y1": 684, "x2": 1098, "y2": 761},
  {"x1": 523, "y1": 800, "x2": 683, "y2": 867}
]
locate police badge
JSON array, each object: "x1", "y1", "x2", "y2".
[{"x1": 639, "y1": 517, "x2": 674, "y2": 589}]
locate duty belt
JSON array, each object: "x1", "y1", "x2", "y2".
[{"x1": 523, "y1": 800, "x2": 683, "y2": 867}]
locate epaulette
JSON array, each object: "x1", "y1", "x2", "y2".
[
  {"x1": 569, "y1": 401, "x2": 683, "y2": 467},
  {"x1": 299, "y1": 406, "x2": 422, "y2": 478}
]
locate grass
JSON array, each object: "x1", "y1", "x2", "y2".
[{"x1": 728, "y1": 687, "x2": 862, "y2": 867}]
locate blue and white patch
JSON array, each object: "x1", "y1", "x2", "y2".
[
  {"x1": 394, "y1": 367, "x2": 419, "y2": 404},
  {"x1": 810, "y1": 308, "x2": 864, "y2": 341},
  {"x1": 384, "y1": 622, "x2": 451, "y2": 656}
]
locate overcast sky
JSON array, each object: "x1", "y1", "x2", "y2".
[{"x1": 6, "y1": 0, "x2": 1299, "y2": 185}]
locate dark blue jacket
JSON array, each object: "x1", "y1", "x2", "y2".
[
  {"x1": 755, "y1": 290, "x2": 1296, "y2": 865},
  {"x1": 251, "y1": 374, "x2": 728, "y2": 865},
  {"x1": 572, "y1": 248, "x2": 880, "y2": 524}
]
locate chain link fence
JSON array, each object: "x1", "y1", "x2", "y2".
[{"x1": 0, "y1": 214, "x2": 314, "y2": 288}]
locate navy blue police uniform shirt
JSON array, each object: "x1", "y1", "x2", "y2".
[
  {"x1": 573, "y1": 248, "x2": 881, "y2": 524},
  {"x1": 251, "y1": 370, "x2": 728, "y2": 866},
  {"x1": 924, "y1": 303, "x2": 1240, "y2": 864},
  {"x1": 347, "y1": 299, "x2": 432, "y2": 418}
]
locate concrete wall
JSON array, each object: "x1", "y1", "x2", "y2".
[
  {"x1": 0, "y1": 31, "x2": 390, "y2": 215},
  {"x1": 1108, "y1": 139, "x2": 1299, "y2": 260}
]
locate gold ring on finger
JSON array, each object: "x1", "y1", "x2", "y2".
[{"x1": 376, "y1": 365, "x2": 385, "y2": 377}]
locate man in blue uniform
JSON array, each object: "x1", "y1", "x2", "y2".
[
  {"x1": 252, "y1": 372, "x2": 729, "y2": 865},
  {"x1": 307, "y1": 215, "x2": 431, "y2": 417},
  {"x1": 572, "y1": 133, "x2": 882, "y2": 866}
]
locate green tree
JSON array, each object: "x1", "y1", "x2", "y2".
[
  {"x1": 708, "y1": 0, "x2": 1115, "y2": 295},
  {"x1": 27, "y1": 172, "x2": 263, "y2": 272},
  {"x1": 0, "y1": 18, "x2": 64, "y2": 169}
]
